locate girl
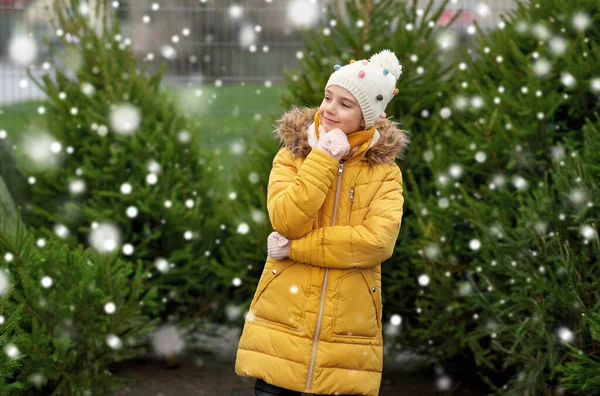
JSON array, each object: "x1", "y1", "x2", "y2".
[{"x1": 235, "y1": 49, "x2": 409, "y2": 396}]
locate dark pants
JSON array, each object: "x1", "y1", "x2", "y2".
[{"x1": 254, "y1": 378, "x2": 356, "y2": 396}]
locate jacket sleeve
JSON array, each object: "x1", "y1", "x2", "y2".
[
  {"x1": 267, "y1": 147, "x2": 340, "y2": 239},
  {"x1": 288, "y1": 164, "x2": 404, "y2": 269}
]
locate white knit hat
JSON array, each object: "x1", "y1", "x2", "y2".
[{"x1": 325, "y1": 49, "x2": 402, "y2": 128}]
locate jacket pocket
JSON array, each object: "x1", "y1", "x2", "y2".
[
  {"x1": 332, "y1": 269, "x2": 380, "y2": 338},
  {"x1": 367, "y1": 268, "x2": 383, "y2": 331},
  {"x1": 250, "y1": 257, "x2": 310, "y2": 331}
]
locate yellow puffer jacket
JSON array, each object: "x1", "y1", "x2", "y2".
[{"x1": 235, "y1": 107, "x2": 409, "y2": 395}]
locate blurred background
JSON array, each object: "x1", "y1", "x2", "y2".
[
  {"x1": 1, "y1": 0, "x2": 517, "y2": 104},
  {"x1": 0, "y1": 0, "x2": 519, "y2": 172}
]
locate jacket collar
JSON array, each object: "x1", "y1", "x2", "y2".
[{"x1": 273, "y1": 107, "x2": 410, "y2": 165}]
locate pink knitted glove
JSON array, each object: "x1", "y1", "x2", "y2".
[
  {"x1": 267, "y1": 231, "x2": 290, "y2": 260},
  {"x1": 316, "y1": 125, "x2": 350, "y2": 161}
]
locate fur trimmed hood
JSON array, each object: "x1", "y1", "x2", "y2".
[{"x1": 272, "y1": 106, "x2": 410, "y2": 165}]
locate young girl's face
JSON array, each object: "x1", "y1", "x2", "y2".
[{"x1": 319, "y1": 86, "x2": 366, "y2": 134}]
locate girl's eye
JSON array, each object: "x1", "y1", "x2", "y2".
[{"x1": 342, "y1": 104, "x2": 349, "y2": 108}]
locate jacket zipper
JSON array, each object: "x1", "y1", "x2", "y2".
[
  {"x1": 347, "y1": 188, "x2": 355, "y2": 223},
  {"x1": 306, "y1": 162, "x2": 345, "y2": 391}
]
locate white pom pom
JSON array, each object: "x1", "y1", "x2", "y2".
[{"x1": 369, "y1": 49, "x2": 402, "y2": 79}]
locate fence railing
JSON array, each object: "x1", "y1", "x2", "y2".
[{"x1": 0, "y1": 0, "x2": 518, "y2": 107}]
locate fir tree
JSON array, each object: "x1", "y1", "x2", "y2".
[
  {"x1": 0, "y1": 215, "x2": 159, "y2": 394},
  {"x1": 392, "y1": 0, "x2": 600, "y2": 393},
  {"x1": 17, "y1": 0, "x2": 227, "y2": 320}
]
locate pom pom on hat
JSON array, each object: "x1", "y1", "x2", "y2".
[{"x1": 369, "y1": 49, "x2": 402, "y2": 80}]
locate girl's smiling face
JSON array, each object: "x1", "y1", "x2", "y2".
[{"x1": 319, "y1": 86, "x2": 366, "y2": 134}]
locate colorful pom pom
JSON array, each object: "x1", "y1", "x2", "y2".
[
  {"x1": 334, "y1": 64, "x2": 341, "y2": 71},
  {"x1": 350, "y1": 59, "x2": 356, "y2": 64},
  {"x1": 362, "y1": 60, "x2": 368, "y2": 65},
  {"x1": 358, "y1": 70, "x2": 366, "y2": 78},
  {"x1": 393, "y1": 88, "x2": 399, "y2": 95},
  {"x1": 383, "y1": 68, "x2": 389, "y2": 76}
]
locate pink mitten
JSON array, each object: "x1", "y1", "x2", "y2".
[
  {"x1": 267, "y1": 231, "x2": 290, "y2": 260},
  {"x1": 316, "y1": 125, "x2": 350, "y2": 161}
]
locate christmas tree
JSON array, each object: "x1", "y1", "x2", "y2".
[
  {"x1": 0, "y1": 215, "x2": 159, "y2": 394},
  {"x1": 16, "y1": 0, "x2": 228, "y2": 320},
  {"x1": 388, "y1": 0, "x2": 600, "y2": 393}
]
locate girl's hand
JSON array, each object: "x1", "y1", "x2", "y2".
[
  {"x1": 267, "y1": 231, "x2": 290, "y2": 260},
  {"x1": 316, "y1": 125, "x2": 350, "y2": 161}
]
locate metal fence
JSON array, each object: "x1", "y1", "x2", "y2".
[{"x1": 0, "y1": 0, "x2": 518, "y2": 106}]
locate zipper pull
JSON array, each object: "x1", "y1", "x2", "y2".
[
  {"x1": 338, "y1": 163, "x2": 344, "y2": 175},
  {"x1": 349, "y1": 188, "x2": 354, "y2": 201}
]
